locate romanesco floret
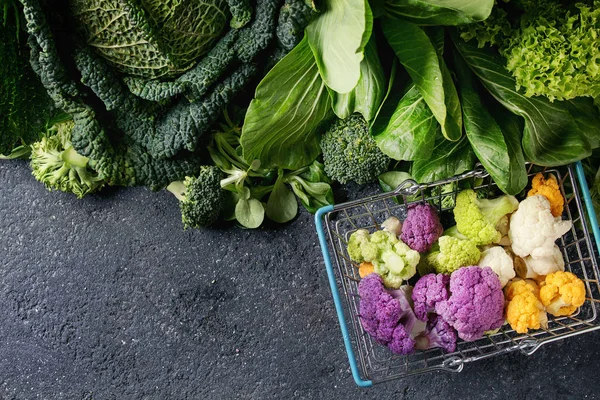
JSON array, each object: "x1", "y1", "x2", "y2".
[
  {"x1": 424, "y1": 236, "x2": 481, "y2": 275},
  {"x1": 453, "y1": 189, "x2": 519, "y2": 245},
  {"x1": 30, "y1": 119, "x2": 105, "y2": 198},
  {"x1": 167, "y1": 166, "x2": 224, "y2": 229},
  {"x1": 320, "y1": 114, "x2": 390, "y2": 185}
]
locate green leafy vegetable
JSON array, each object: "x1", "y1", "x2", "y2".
[
  {"x1": 330, "y1": 36, "x2": 385, "y2": 121},
  {"x1": 378, "y1": 171, "x2": 412, "y2": 192},
  {"x1": 266, "y1": 170, "x2": 298, "y2": 223},
  {"x1": 383, "y1": 19, "x2": 462, "y2": 141},
  {"x1": 227, "y1": 0, "x2": 252, "y2": 28},
  {"x1": 70, "y1": 0, "x2": 230, "y2": 79},
  {"x1": 454, "y1": 34, "x2": 599, "y2": 166},
  {"x1": 235, "y1": 187, "x2": 265, "y2": 228},
  {"x1": 454, "y1": 53, "x2": 526, "y2": 195},
  {"x1": 1, "y1": 0, "x2": 55, "y2": 156},
  {"x1": 285, "y1": 174, "x2": 334, "y2": 213},
  {"x1": 385, "y1": 0, "x2": 494, "y2": 26},
  {"x1": 306, "y1": 0, "x2": 372, "y2": 93},
  {"x1": 241, "y1": 36, "x2": 333, "y2": 170},
  {"x1": 20, "y1": 0, "x2": 297, "y2": 190},
  {"x1": 372, "y1": 83, "x2": 437, "y2": 161},
  {"x1": 412, "y1": 133, "x2": 475, "y2": 183}
]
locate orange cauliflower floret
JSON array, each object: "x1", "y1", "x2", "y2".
[
  {"x1": 358, "y1": 262, "x2": 375, "y2": 278},
  {"x1": 540, "y1": 271, "x2": 586, "y2": 316},
  {"x1": 504, "y1": 279, "x2": 548, "y2": 334},
  {"x1": 505, "y1": 278, "x2": 540, "y2": 300},
  {"x1": 527, "y1": 173, "x2": 564, "y2": 217}
]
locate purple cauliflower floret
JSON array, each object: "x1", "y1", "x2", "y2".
[
  {"x1": 415, "y1": 315, "x2": 457, "y2": 353},
  {"x1": 401, "y1": 203, "x2": 444, "y2": 253},
  {"x1": 358, "y1": 274, "x2": 424, "y2": 354},
  {"x1": 412, "y1": 273, "x2": 451, "y2": 321},
  {"x1": 435, "y1": 266, "x2": 505, "y2": 342}
]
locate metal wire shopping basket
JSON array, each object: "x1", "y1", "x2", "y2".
[{"x1": 315, "y1": 161, "x2": 600, "y2": 387}]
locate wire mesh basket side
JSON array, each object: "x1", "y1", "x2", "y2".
[{"x1": 319, "y1": 164, "x2": 600, "y2": 384}]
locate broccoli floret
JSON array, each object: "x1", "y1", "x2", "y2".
[
  {"x1": 453, "y1": 189, "x2": 519, "y2": 245},
  {"x1": 167, "y1": 166, "x2": 224, "y2": 229},
  {"x1": 30, "y1": 119, "x2": 105, "y2": 198},
  {"x1": 320, "y1": 114, "x2": 390, "y2": 185}
]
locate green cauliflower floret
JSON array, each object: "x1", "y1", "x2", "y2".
[
  {"x1": 30, "y1": 119, "x2": 106, "y2": 198},
  {"x1": 424, "y1": 236, "x2": 481, "y2": 275},
  {"x1": 453, "y1": 189, "x2": 519, "y2": 245},
  {"x1": 374, "y1": 240, "x2": 421, "y2": 289},
  {"x1": 320, "y1": 114, "x2": 390, "y2": 185},
  {"x1": 167, "y1": 166, "x2": 224, "y2": 228},
  {"x1": 347, "y1": 229, "x2": 375, "y2": 262},
  {"x1": 347, "y1": 229, "x2": 419, "y2": 288}
]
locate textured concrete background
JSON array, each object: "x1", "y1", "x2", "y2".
[{"x1": 2, "y1": 160, "x2": 600, "y2": 399}]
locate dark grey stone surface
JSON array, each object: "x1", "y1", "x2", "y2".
[{"x1": 2, "y1": 160, "x2": 600, "y2": 399}]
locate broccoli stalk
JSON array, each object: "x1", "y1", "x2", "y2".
[
  {"x1": 30, "y1": 119, "x2": 105, "y2": 198},
  {"x1": 167, "y1": 166, "x2": 224, "y2": 229}
]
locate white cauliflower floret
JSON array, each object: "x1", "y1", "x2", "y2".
[
  {"x1": 523, "y1": 244, "x2": 565, "y2": 276},
  {"x1": 477, "y1": 246, "x2": 515, "y2": 287},
  {"x1": 508, "y1": 195, "x2": 572, "y2": 258}
]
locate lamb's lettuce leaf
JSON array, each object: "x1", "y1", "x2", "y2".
[
  {"x1": 306, "y1": 0, "x2": 373, "y2": 94},
  {"x1": 241, "y1": 37, "x2": 333, "y2": 170},
  {"x1": 383, "y1": 19, "x2": 462, "y2": 141},
  {"x1": 386, "y1": 0, "x2": 494, "y2": 26},
  {"x1": 266, "y1": 171, "x2": 298, "y2": 223}
]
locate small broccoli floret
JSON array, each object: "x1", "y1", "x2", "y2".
[
  {"x1": 30, "y1": 119, "x2": 105, "y2": 198},
  {"x1": 454, "y1": 189, "x2": 519, "y2": 245},
  {"x1": 320, "y1": 114, "x2": 390, "y2": 185},
  {"x1": 167, "y1": 166, "x2": 224, "y2": 229}
]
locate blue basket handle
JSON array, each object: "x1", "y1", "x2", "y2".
[
  {"x1": 575, "y1": 161, "x2": 600, "y2": 252},
  {"x1": 315, "y1": 205, "x2": 373, "y2": 387}
]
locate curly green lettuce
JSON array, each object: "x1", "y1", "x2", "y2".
[{"x1": 460, "y1": 0, "x2": 600, "y2": 101}]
